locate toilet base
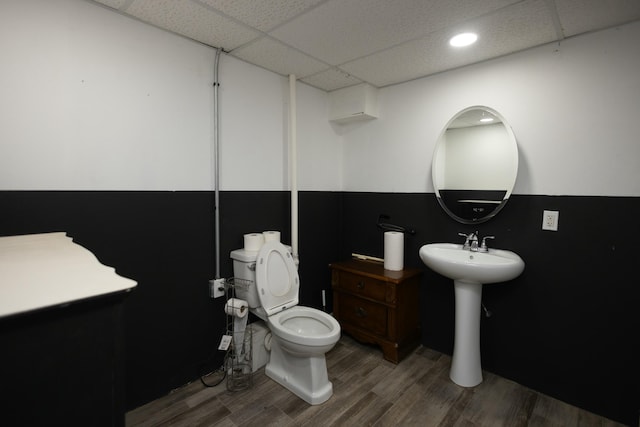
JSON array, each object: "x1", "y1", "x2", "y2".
[{"x1": 265, "y1": 338, "x2": 333, "y2": 405}]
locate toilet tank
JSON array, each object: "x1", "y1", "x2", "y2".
[{"x1": 230, "y1": 249, "x2": 260, "y2": 308}]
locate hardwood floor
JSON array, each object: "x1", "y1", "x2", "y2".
[{"x1": 126, "y1": 335, "x2": 627, "y2": 427}]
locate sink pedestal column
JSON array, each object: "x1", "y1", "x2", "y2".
[{"x1": 450, "y1": 280, "x2": 483, "y2": 387}]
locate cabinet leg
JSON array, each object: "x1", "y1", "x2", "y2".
[{"x1": 380, "y1": 342, "x2": 399, "y2": 364}]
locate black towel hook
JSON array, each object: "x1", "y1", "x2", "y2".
[{"x1": 376, "y1": 214, "x2": 416, "y2": 235}]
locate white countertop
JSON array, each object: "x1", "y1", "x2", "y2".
[{"x1": 0, "y1": 232, "x2": 137, "y2": 318}]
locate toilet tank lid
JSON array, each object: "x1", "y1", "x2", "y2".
[{"x1": 230, "y1": 248, "x2": 258, "y2": 262}]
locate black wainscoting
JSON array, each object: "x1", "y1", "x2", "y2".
[
  {"x1": 218, "y1": 191, "x2": 342, "y2": 310},
  {"x1": 1, "y1": 295, "x2": 127, "y2": 426},
  {"x1": 0, "y1": 190, "x2": 342, "y2": 411},
  {"x1": 1, "y1": 190, "x2": 637, "y2": 425},
  {"x1": 339, "y1": 192, "x2": 640, "y2": 427},
  {"x1": 0, "y1": 191, "x2": 219, "y2": 409}
]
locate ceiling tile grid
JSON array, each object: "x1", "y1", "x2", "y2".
[
  {"x1": 196, "y1": 0, "x2": 327, "y2": 32},
  {"x1": 93, "y1": 0, "x2": 128, "y2": 9},
  {"x1": 124, "y1": 0, "x2": 260, "y2": 50},
  {"x1": 88, "y1": 0, "x2": 640, "y2": 91},
  {"x1": 554, "y1": 0, "x2": 640, "y2": 36},
  {"x1": 340, "y1": 0, "x2": 558, "y2": 87},
  {"x1": 269, "y1": 0, "x2": 522, "y2": 66},
  {"x1": 231, "y1": 37, "x2": 329, "y2": 79},
  {"x1": 300, "y1": 67, "x2": 364, "y2": 92}
]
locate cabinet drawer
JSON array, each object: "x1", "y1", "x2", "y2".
[
  {"x1": 334, "y1": 271, "x2": 394, "y2": 303},
  {"x1": 337, "y1": 293, "x2": 387, "y2": 336}
]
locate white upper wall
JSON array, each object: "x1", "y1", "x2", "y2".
[
  {"x1": 1, "y1": 0, "x2": 638, "y2": 196},
  {"x1": 219, "y1": 56, "x2": 342, "y2": 192},
  {"x1": 0, "y1": 0, "x2": 341, "y2": 192},
  {"x1": 341, "y1": 21, "x2": 640, "y2": 197},
  {"x1": 0, "y1": 0, "x2": 214, "y2": 191}
]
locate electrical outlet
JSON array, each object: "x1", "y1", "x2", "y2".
[
  {"x1": 542, "y1": 210, "x2": 559, "y2": 231},
  {"x1": 209, "y1": 278, "x2": 226, "y2": 298}
]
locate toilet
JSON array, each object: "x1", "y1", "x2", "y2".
[{"x1": 230, "y1": 241, "x2": 341, "y2": 405}]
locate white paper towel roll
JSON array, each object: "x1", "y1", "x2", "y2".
[
  {"x1": 384, "y1": 231, "x2": 404, "y2": 271},
  {"x1": 263, "y1": 230, "x2": 281, "y2": 243},
  {"x1": 225, "y1": 298, "x2": 248, "y2": 318},
  {"x1": 243, "y1": 233, "x2": 264, "y2": 251}
]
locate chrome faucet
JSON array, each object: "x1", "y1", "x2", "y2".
[
  {"x1": 458, "y1": 232, "x2": 494, "y2": 252},
  {"x1": 479, "y1": 235, "x2": 495, "y2": 252},
  {"x1": 469, "y1": 232, "x2": 479, "y2": 251},
  {"x1": 458, "y1": 232, "x2": 478, "y2": 250}
]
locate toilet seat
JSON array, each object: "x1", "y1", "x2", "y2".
[
  {"x1": 269, "y1": 306, "x2": 341, "y2": 348},
  {"x1": 253, "y1": 242, "x2": 340, "y2": 405},
  {"x1": 256, "y1": 242, "x2": 299, "y2": 316}
]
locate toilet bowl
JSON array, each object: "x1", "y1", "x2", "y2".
[
  {"x1": 268, "y1": 306, "x2": 340, "y2": 356},
  {"x1": 230, "y1": 241, "x2": 341, "y2": 405}
]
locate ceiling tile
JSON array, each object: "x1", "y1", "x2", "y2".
[
  {"x1": 88, "y1": 0, "x2": 640, "y2": 91},
  {"x1": 342, "y1": 0, "x2": 558, "y2": 87},
  {"x1": 125, "y1": 0, "x2": 260, "y2": 50},
  {"x1": 300, "y1": 68, "x2": 363, "y2": 91},
  {"x1": 93, "y1": 0, "x2": 128, "y2": 9},
  {"x1": 270, "y1": 0, "x2": 521, "y2": 65},
  {"x1": 197, "y1": 0, "x2": 326, "y2": 32},
  {"x1": 554, "y1": 0, "x2": 640, "y2": 37},
  {"x1": 231, "y1": 37, "x2": 329, "y2": 79}
]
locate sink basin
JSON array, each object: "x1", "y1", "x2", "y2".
[
  {"x1": 419, "y1": 243, "x2": 524, "y2": 284},
  {"x1": 419, "y1": 242, "x2": 524, "y2": 387}
]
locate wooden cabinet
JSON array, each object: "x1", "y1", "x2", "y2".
[{"x1": 330, "y1": 260, "x2": 422, "y2": 363}]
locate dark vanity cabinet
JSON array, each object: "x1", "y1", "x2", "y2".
[
  {"x1": 1, "y1": 294, "x2": 129, "y2": 427},
  {"x1": 0, "y1": 233, "x2": 136, "y2": 427},
  {"x1": 330, "y1": 260, "x2": 422, "y2": 363}
]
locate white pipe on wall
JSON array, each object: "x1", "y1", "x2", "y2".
[{"x1": 289, "y1": 74, "x2": 299, "y2": 266}]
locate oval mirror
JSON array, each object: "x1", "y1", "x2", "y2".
[{"x1": 432, "y1": 106, "x2": 518, "y2": 224}]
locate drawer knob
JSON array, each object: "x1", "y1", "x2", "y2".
[
  {"x1": 356, "y1": 307, "x2": 367, "y2": 318},
  {"x1": 357, "y1": 281, "x2": 365, "y2": 289}
]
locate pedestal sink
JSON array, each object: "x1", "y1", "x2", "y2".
[{"x1": 419, "y1": 243, "x2": 524, "y2": 387}]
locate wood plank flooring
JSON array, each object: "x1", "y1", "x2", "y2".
[{"x1": 126, "y1": 335, "x2": 627, "y2": 427}]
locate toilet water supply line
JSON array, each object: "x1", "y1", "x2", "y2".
[{"x1": 289, "y1": 74, "x2": 300, "y2": 268}]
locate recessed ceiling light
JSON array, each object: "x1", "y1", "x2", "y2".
[
  {"x1": 480, "y1": 117, "x2": 494, "y2": 123},
  {"x1": 449, "y1": 32, "x2": 478, "y2": 47}
]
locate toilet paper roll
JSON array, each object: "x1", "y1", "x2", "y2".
[
  {"x1": 243, "y1": 233, "x2": 264, "y2": 251},
  {"x1": 384, "y1": 231, "x2": 404, "y2": 271},
  {"x1": 224, "y1": 298, "x2": 249, "y2": 360},
  {"x1": 262, "y1": 230, "x2": 281, "y2": 243},
  {"x1": 225, "y1": 298, "x2": 248, "y2": 318}
]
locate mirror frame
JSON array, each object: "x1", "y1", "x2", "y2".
[{"x1": 432, "y1": 106, "x2": 518, "y2": 224}]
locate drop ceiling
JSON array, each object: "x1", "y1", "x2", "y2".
[{"x1": 91, "y1": 0, "x2": 640, "y2": 91}]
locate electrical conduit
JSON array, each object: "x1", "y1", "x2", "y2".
[{"x1": 213, "y1": 48, "x2": 222, "y2": 279}]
